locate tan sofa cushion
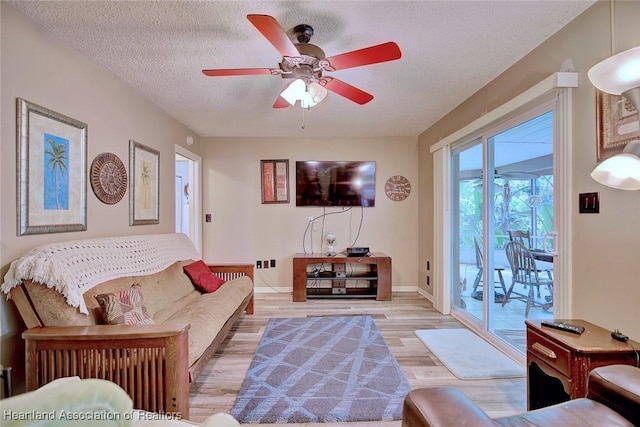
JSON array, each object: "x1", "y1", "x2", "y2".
[
  {"x1": 160, "y1": 275, "x2": 253, "y2": 366},
  {"x1": 22, "y1": 260, "x2": 197, "y2": 326},
  {"x1": 83, "y1": 260, "x2": 196, "y2": 323},
  {"x1": 22, "y1": 280, "x2": 95, "y2": 326}
]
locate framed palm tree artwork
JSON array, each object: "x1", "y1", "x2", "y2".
[
  {"x1": 129, "y1": 140, "x2": 159, "y2": 225},
  {"x1": 17, "y1": 98, "x2": 87, "y2": 235}
]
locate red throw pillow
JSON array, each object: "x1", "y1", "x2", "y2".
[{"x1": 183, "y1": 260, "x2": 226, "y2": 293}]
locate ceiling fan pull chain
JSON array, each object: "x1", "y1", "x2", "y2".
[{"x1": 301, "y1": 105, "x2": 306, "y2": 129}]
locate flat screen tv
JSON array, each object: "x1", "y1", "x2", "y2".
[{"x1": 296, "y1": 161, "x2": 376, "y2": 207}]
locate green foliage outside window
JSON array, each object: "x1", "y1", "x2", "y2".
[{"x1": 458, "y1": 175, "x2": 553, "y2": 250}]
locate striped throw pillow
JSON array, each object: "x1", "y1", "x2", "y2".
[{"x1": 95, "y1": 284, "x2": 154, "y2": 325}]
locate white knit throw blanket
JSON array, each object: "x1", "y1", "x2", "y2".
[{"x1": 1, "y1": 233, "x2": 199, "y2": 314}]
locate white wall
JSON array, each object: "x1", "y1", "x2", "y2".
[
  {"x1": 418, "y1": 0, "x2": 640, "y2": 340},
  {"x1": 201, "y1": 136, "x2": 419, "y2": 291},
  {"x1": 0, "y1": 3, "x2": 200, "y2": 392}
]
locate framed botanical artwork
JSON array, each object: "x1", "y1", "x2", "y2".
[
  {"x1": 16, "y1": 98, "x2": 87, "y2": 235},
  {"x1": 596, "y1": 91, "x2": 640, "y2": 161},
  {"x1": 129, "y1": 140, "x2": 159, "y2": 225},
  {"x1": 261, "y1": 159, "x2": 289, "y2": 204}
]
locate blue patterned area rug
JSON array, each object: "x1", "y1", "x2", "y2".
[{"x1": 230, "y1": 315, "x2": 412, "y2": 424}]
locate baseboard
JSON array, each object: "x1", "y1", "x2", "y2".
[
  {"x1": 392, "y1": 286, "x2": 420, "y2": 293},
  {"x1": 254, "y1": 285, "x2": 422, "y2": 294},
  {"x1": 254, "y1": 286, "x2": 291, "y2": 294},
  {"x1": 417, "y1": 287, "x2": 433, "y2": 302}
]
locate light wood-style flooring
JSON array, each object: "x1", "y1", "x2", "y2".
[{"x1": 189, "y1": 292, "x2": 527, "y2": 426}]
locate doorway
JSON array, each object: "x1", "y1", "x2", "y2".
[
  {"x1": 175, "y1": 145, "x2": 202, "y2": 256},
  {"x1": 451, "y1": 104, "x2": 556, "y2": 354}
]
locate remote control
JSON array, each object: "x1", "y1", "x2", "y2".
[
  {"x1": 611, "y1": 330, "x2": 629, "y2": 342},
  {"x1": 541, "y1": 320, "x2": 585, "y2": 335}
]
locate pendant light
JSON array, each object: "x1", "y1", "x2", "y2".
[{"x1": 588, "y1": 0, "x2": 640, "y2": 190}]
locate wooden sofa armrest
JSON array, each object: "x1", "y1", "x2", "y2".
[
  {"x1": 22, "y1": 323, "x2": 190, "y2": 419},
  {"x1": 207, "y1": 263, "x2": 254, "y2": 282},
  {"x1": 207, "y1": 263, "x2": 254, "y2": 314}
]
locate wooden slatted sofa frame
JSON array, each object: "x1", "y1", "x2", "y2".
[{"x1": 9, "y1": 264, "x2": 254, "y2": 420}]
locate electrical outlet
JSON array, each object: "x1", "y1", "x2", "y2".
[
  {"x1": 205, "y1": 213, "x2": 212, "y2": 222},
  {"x1": 256, "y1": 260, "x2": 262, "y2": 269},
  {"x1": 427, "y1": 276, "x2": 430, "y2": 286},
  {"x1": 270, "y1": 259, "x2": 276, "y2": 268},
  {"x1": 427, "y1": 261, "x2": 430, "y2": 271},
  {"x1": 263, "y1": 260, "x2": 269, "y2": 269}
]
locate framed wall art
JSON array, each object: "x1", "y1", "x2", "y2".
[
  {"x1": 261, "y1": 159, "x2": 289, "y2": 204},
  {"x1": 129, "y1": 140, "x2": 159, "y2": 225},
  {"x1": 17, "y1": 98, "x2": 87, "y2": 235},
  {"x1": 596, "y1": 91, "x2": 640, "y2": 161}
]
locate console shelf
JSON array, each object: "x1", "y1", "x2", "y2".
[
  {"x1": 306, "y1": 273, "x2": 379, "y2": 281},
  {"x1": 292, "y1": 253, "x2": 392, "y2": 301}
]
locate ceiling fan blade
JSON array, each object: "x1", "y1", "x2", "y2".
[
  {"x1": 202, "y1": 68, "x2": 273, "y2": 77},
  {"x1": 322, "y1": 78, "x2": 374, "y2": 105},
  {"x1": 247, "y1": 14, "x2": 300, "y2": 58},
  {"x1": 273, "y1": 95, "x2": 290, "y2": 108},
  {"x1": 326, "y1": 42, "x2": 401, "y2": 71}
]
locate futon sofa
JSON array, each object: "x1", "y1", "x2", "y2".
[
  {"x1": 2, "y1": 233, "x2": 254, "y2": 419},
  {"x1": 402, "y1": 364, "x2": 640, "y2": 426}
]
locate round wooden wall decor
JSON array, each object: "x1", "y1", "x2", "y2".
[
  {"x1": 90, "y1": 152, "x2": 127, "y2": 204},
  {"x1": 385, "y1": 175, "x2": 411, "y2": 201}
]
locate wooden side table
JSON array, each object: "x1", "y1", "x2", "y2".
[{"x1": 525, "y1": 319, "x2": 639, "y2": 410}]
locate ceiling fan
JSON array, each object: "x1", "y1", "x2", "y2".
[{"x1": 202, "y1": 14, "x2": 401, "y2": 108}]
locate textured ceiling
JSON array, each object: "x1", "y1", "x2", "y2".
[{"x1": 10, "y1": 1, "x2": 596, "y2": 138}]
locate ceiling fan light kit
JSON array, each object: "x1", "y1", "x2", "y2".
[
  {"x1": 202, "y1": 14, "x2": 401, "y2": 110},
  {"x1": 279, "y1": 78, "x2": 327, "y2": 108},
  {"x1": 280, "y1": 79, "x2": 306, "y2": 105}
]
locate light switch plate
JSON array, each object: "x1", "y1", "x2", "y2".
[{"x1": 579, "y1": 192, "x2": 599, "y2": 213}]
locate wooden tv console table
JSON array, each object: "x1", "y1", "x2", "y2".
[{"x1": 292, "y1": 253, "x2": 391, "y2": 302}]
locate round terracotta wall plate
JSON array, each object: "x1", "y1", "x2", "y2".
[
  {"x1": 385, "y1": 175, "x2": 411, "y2": 201},
  {"x1": 90, "y1": 152, "x2": 127, "y2": 204}
]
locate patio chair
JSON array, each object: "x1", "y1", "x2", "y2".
[
  {"x1": 472, "y1": 237, "x2": 507, "y2": 299},
  {"x1": 508, "y1": 229, "x2": 553, "y2": 296},
  {"x1": 508, "y1": 229, "x2": 532, "y2": 247},
  {"x1": 503, "y1": 241, "x2": 553, "y2": 317}
]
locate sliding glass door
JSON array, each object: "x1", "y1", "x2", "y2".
[
  {"x1": 451, "y1": 139, "x2": 484, "y2": 322},
  {"x1": 451, "y1": 105, "x2": 556, "y2": 353}
]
